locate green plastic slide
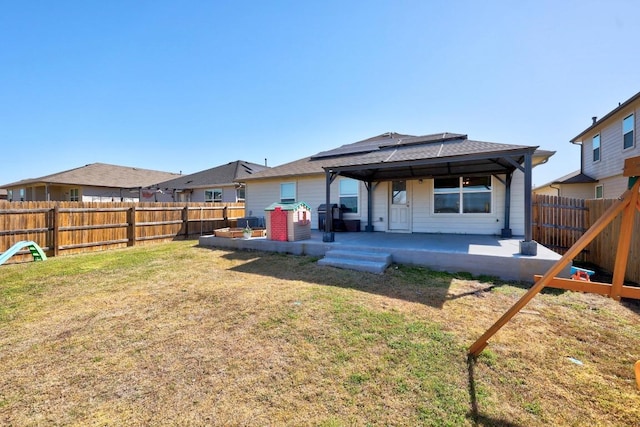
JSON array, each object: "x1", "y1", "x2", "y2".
[{"x1": 0, "y1": 241, "x2": 48, "y2": 266}]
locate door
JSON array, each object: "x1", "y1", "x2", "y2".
[{"x1": 389, "y1": 180, "x2": 411, "y2": 231}]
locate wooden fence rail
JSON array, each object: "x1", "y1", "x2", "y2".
[
  {"x1": 533, "y1": 194, "x2": 640, "y2": 284},
  {"x1": 533, "y1": 194, "x2": 589, "y2": 261},
  {"x1": 0, "y1": 201, "x2": 244, "y2": 264}
]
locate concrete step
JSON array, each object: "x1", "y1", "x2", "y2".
[{"x1": 318, "y1": 249, "x2": 392, "y2": 274}]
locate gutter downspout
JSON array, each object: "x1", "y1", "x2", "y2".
[{"x1": 570, "y1": 139, "x2": 584, "y2": 174}]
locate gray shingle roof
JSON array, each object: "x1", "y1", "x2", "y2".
[
  {"x1": 535, "y1": 170, "x2": 597, "y2": 188},
  {"x1": 2, "y1": 163, "x2": 180, "y2": 188},
  {"x1": 151, "y1": 160, "x2": 269, "y2": 189},
  {"x1": 243, "y1": 132, "x2": 541, "y2": 181},
  {"x1": 571, "y1": 90, "x2": 640, "y2": 142}
]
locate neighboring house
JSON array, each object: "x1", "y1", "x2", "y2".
[
  {"x1": 148, "y1": 160, "x2": 269, "y2": 203},
  {"x1": 241, "y1": 132, "x2": 554, "y2": 247},
  {"x1": 1, "y1": 163, "x2": 180, "y2": 202},
  {"x1": 0, "y1": 189, "x2": 7, "y2": 200},
  {"x1": 569, "y1": 90, "x2": 640, "y2": 199},
  {"x1": 533, "y1": 170, "x2": 597, "y2": 199}
]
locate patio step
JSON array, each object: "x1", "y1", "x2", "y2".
[{"x1": 318, "y1": 249, "x2": 392, "y2": 274}]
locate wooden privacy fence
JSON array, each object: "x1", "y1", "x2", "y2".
[
  {"x1": 586, "y1": 197, "x2": 640, "y2": 284},
  {"x1": 0, "y1": 201, "x2": 244, "y2": 264},
  {"x1": 533, "y1": 194, "x2": 640, "y2": 284},
  {"x1": 533, "y1": 195, "x2": 588, "y2": 261}
]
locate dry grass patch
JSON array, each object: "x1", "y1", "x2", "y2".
[{"x1": 0, "y1": 241, "x2": 638, "y2": 426}]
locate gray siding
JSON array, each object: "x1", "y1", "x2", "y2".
[{"x1": 582, "y1": 104, "x2": 639, "y2": 185}]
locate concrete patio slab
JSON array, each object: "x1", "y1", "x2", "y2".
[{"x1": 198, "y1": 231, "x2": 570, "y2": 283}]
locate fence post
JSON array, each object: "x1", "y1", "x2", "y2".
[
  {"x1": 183, "y1": 205, "x2": 189, "y2": 238},
  {"x1": 223, "y1": 205, "x2": 228, "y2": 228},
  {"x1": 52, "y1": 204, "x2": 60, "y2": 257},
  {"x1": 128, "y1": 206, "x2": 136, "y2": 246}
]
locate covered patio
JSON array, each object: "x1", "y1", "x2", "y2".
[
  {"x1": 314, "y1": 133, "x2": 549, "y2": 256},
  {"x1": 198, "y1": 231, "x2": 568, "y2": 282}
]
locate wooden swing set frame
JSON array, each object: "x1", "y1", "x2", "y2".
[{"x1": 469, "y1": 156, "x2": 640, "y2": 389}]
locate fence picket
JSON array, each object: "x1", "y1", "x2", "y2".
[{"x1": 0, "y1": 201, "x2": 244, "y2": 263}]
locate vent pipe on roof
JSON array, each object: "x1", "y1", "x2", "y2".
[
  {"x1": 265, "y1": 158, "x2": 268, "y2": 167},
  {"x1": 592, "y1": 116, "x2": 597, "y2": 125}
]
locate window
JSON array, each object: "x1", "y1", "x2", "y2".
[
  {"x1": 592, "y1": 134, "x2": 600, "y2": 162},
  {"x1": 69, "y1": 188, "x2": 79, "y2": 202},
  {"x1": 236, "y1": 187, "x2": 245, "y2": 201},
  {"x1": 595, "y1": 185, "x2": 603, "y2": 199},
  {"x1": 280, "y1": 182, "x2": 296, "y2": 203},
  {"x1": 19, "y1": 188, "x2": 25, "y2": 201},
  {"x1": 339, "y1": 179, "x2": 359, "y2": 213},
  {"x1": 392, "y1": 180, "x2": 407, "y2": 205},
  {"x1": 205, "y1": 189, "x2": 222, "y2": 202},
  {"x1": 434, "y1": 176, "x2": 492, "y2": 214},
  {"x1": 623, "y1": 114, "x2": 634, "y2": 150},
  {"x1": 7, "y1": 189, "x2": 12, "y2": 201}
]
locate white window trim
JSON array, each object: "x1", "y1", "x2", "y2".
[
  {"x1": 280, "y1": 182, "x2": 296, "y2": 203},
  {"x1": 595, "y1": 184, "x2": 603, "y2": 199},
  {"x1": 433, "y1": 176, "x2": 493, "y2": 215},
  {"x1": 592, "y1": 133, "x2": 601, "y2": 163},
  {"x1": 623, "y1": 113, "x2": 635, "y2": 150},
  {"x1": 339, "y1": 178, "x2": 360, "y2": 215},
  {"x1": 205, "y1": 188, "x2": 222, "y2": 202},
  {"x1": 236, "y1": 187, "x2": 245, "y2": 202}
]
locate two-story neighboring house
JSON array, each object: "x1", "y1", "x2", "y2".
[{"x1": 570, "y1": 90, "x2": 640, "y2": 199}]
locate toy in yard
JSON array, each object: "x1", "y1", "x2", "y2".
[
  {"x1": 0, "y1": 240, "x2": 47, "y2": 266},
  {"x1": 570, "y1": 266, "x2": 595, "y2": 282},
  {"x1": 469, "y1": 156, "x2": 640, "y2": 388}
]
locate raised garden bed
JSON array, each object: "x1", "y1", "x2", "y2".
[{"x1": 213, "y1": 227, "x2": 266, "y2": 238}]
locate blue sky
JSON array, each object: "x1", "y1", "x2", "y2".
[{"x1": 1, "y1": 0, "x2": 638, "y2": 187}]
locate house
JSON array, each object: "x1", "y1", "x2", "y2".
[
  {"x1": 241, "y1": 132, "x2": 554, "y2": 254},
  {"x1": 569, "y1": 90, "x2": 640, "y2": 199},
  {"x1": 147, "y1": 160, "x2": 269, "y2": 202},
  {"x1": 1, "y1": 163, "x2": 180, "y2": 202},
  {"x1": 533, "y1": 170, "x2": 597, "y2": 199},
  {"x1": 0, "y1": 189, "x2": 7, "y2": 200}
]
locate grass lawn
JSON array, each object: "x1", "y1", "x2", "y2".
[{"x1": 0, "y1": 240, "x2": 638, "y2": 426}]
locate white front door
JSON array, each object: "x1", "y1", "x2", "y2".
[{"x1": 389, "y1": 180, "x2": 411, "y2": 231}]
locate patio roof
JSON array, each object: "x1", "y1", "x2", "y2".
[
  {"x1": 243, "y1": 132, "x2": 553, "y2": 182},
  {"x1": 315, "y1": 133, "x2": 546, "y2": 181}
]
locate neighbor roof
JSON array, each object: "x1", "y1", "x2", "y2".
[
  {"x1": 571, "y1": 90, "x2": 640, "y2": 143},
  {"x1": 1, "y1": 163, "x2": 180, "y2": 189},
  {"x1": 534, "y1": 170, "x2": 597, "y2": 189},
  {"x1": 243, "y1": 132, "x2": 552, "y2": 182},
  {"x1": 150, "y1": 160, "x2": 269, "y2": 190}
]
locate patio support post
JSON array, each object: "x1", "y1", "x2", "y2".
[
  {"x1": 501, "y1": 172, "x2": 512, "y2": 238},
  {"x1": 365, "y1": 180, "x2": 374, "y2": 232},
  {"x1": 519, "y1": 152, "x2": 537, "y2": 255},
  {"x1": 323, "y1": 169, "x2": 335, "y2": 242}
]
